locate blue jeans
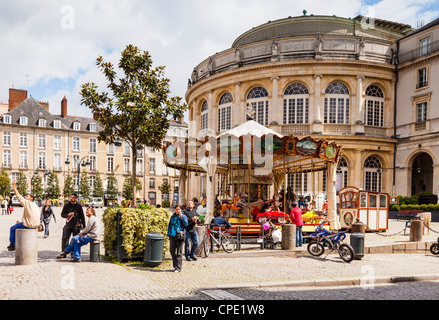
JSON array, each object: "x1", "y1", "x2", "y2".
[
  {"x1": 296, "y1": 225, "x2": 303, "y2": 247},
  {"x1": 9, "y1": 222, "x2": 30, "y2": 245},
  {"x1": 43, "y1": 222, "x2": 50, "y2": 236},
  {"x1": 65, "y1": 234, "x2": 96, "y2": 261},
  {"x1": 185, "y1": 230, "x2": 199, "y2": 258}
]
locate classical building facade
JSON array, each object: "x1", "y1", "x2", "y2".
[
  {"x1": 0, "y1": 88, "x2": 187, "y2": 205},
  {"x1": 395, "y1": 17, "x2": 439, "y2": 196},
  {"x1": 185, "y1": 14, "x2": 420, "y2": 199}
]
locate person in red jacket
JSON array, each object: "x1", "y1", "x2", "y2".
[{"x1": 290, "y1": 202, "x2": 304, "y2": 247}]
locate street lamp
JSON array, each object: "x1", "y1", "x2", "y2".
[{"x1": 65, "y1": 156, "x2": 91, "y2": 195}]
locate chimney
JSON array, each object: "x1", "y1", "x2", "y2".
[
  {"x1": 38, "y1": 100, "x2": 49, "y2": 111},
  {"x1": 61, "y1": 96, "x2": 67, "y2": 118},
  {"x1": 8, "y1": 88, "x2": 28, "y2": 111}
]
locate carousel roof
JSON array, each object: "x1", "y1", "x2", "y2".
[{"x1": 163, "y1": 121, "x2": 343, "y2": 175}]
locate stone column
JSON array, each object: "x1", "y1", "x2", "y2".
[
  {"x1": 355, "y1": 75, "x2": 365, "y2": 135},
  {"x1": 15, "y1": 228, "x2": 38, "y2": 265},
  {"x1": 312, "y1": 74, "x2": 323, "y2": 134},
  {"x1": 234, "y1": 82, "x2": 241, "y2": 126},
  {"x1": 353, "y1": 150, "x2": 363, "y2": 188},
  {"x1": 327, "y1": 162, "x2": 341, "y2": 230},
  {"x1": 271, "y1": 76, "x2": 281, "y2": 125}
]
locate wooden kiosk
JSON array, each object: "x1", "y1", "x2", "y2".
[{"x1": 338, "y1": 186, "x2": 389, "y2": 231}]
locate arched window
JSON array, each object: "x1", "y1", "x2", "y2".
[
  {"x1": 218, "y1": 93, "x2": 233, "y2": 131},
  {"x1": 324, "y1": 82, "x2": 350, "y2": 124},
  {"x1": 336, "y1": 157, "x2": 348, "y2": 192},
  {"x1": 365, "y1": 85, "x2": 384, "y2": 127},
  {"x1": 283, "y1": 83, "x2": 309, "y2": 124},
  {"x1": 246, "y1": 86, "x2": 269, "y2": 125},
  {"x1": 364, "y1": 156, "x2": 382, "y2": 192},
  {"x1": 201, "y1": 101, "x2": 208, "y2": 131}
]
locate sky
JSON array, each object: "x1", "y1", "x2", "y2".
[{"x1": 0, "y1": 0, "x2": 438, "y2": 121}]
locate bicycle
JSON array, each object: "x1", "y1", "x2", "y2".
[{"x1": 202, "y1": 224, "x2": 235, "y2": 257}]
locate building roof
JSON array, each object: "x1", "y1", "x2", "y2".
[
  {"x1": 232, "y1": 14, "x2": 413, "y2": 48},
  {"x1": 398, "y1": 17, "x2": 439, "y2": 41},
  {"x1": 3, "y1": 96, "x2": 102, "y2": 132}
]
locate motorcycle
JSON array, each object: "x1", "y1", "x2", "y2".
[
  {"x1": 307, "y1": 220, "x2": 355, "y2": 263},
  {"x1": 430, "y1": 237, "x2": 439, "y2": 255}
]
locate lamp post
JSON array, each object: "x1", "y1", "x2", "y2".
[{"x1": 65, "y1": 156, "x2": 91, "y2": 196}]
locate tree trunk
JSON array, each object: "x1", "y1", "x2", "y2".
[{"x1": 132, "y1": 144, "x2": 137, "y2": 207}]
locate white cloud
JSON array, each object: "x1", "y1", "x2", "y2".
[{"x1": 0, "y1": 0, "x2": 437, "y2": 118}]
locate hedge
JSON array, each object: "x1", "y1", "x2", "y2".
[
  {"x1": 390, "y1": 204, "x2": 439, "y2": 212},
  {"x1": 102, "y1": 207, "x2": 171, "y2": 259}
]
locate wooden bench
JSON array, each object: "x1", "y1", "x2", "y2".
[{"x1": 396, "y1": 210, "x2": 423, "y2": 221}]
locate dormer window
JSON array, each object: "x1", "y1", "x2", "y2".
[
  {"x1": 73, "y1": 121, "x2": 81, "y2": 131},
  {"x1": 89, "y1": 123, "x2": 96, "y2": 132},
  {"x1": 38, "y1": 119, "x2": 47, "y2": 127},
  {"x1": 3, "y1": 115, "x2": 11, "y2": 124},
  {"x1": 20, "y1": 116, "x2": 28, "y2": 125},
  {"x1": 53, "y1": 119, "x2": 61, "y2": 129}
]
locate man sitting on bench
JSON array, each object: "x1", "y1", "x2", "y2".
[{"x1": 211, "y1": 211, "x2": 231, "y2": 229}]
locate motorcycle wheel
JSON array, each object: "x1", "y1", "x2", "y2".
[
  {"x1": 430, "y1": 243, "x2": 439, "y2": 255},
  {"x1": 338, "y1": 243, "x2": 355, "y2": 263},
  {"x1": 307, "y1": 241, "x2": 325, "y2": 257}
]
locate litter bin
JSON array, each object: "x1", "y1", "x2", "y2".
[
  {"x1": 90, "y1": 241, "x2": 101, "y2": 262},
  {"x1": 144, "y1": 232, "x2": 165, "y2": 267},
  {"x1": 350, "y1": 233, "x2": 365, "y2": 260}
]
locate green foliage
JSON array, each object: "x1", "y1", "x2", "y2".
[
  {"x1": 122, "y1": 176, "x2": 142, "y2": 200},
  {"x1": 93, "y1": 171, "x2": 105, "y2": 197},
  {"x1": 46, "y1": 172, "x2": 61, "y2": 199},
  {"x1": 102, "y1": 207, "x2": 171, "y2": 259},
  {"x1": 161, "y1": 200, "x2": 170, "y2": 208},
  {"x1": 0, "y1": 168, "x2": 11, "y2": 197},
  {"x1": 63, "y1": 174, "x2": 75, "y2": 198},
  {"x1": 397, "y1": 204, "x2": 439, "y2": 211},
  {"x1": 79, "y1": 170, "x2": 90, "y2": 199},
  {"x1": 31, "y1": 175, "x2": 43, "y2": 201},
  {"x1": 106, "y1": 172, "x2": 118, "y2": 200},
  {"x1": 16, "y1": 170, "x2": 28, "y2": 195},
  {"x1": 80, "y1": 44, "x2": 187, "y2": 206}
]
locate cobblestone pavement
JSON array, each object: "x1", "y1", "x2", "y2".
[{"x1": 1, "y1": 207, "x2": 439, "y2": 300}]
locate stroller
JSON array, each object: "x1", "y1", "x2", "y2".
[{"x1": 263, "y1": 221, "x2": 282, "y2": 249}]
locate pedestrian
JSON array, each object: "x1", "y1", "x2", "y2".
[
  {"x1": 40, "y1": 199, "x2": 56, "y2": 238},
  {"x1": 183, "y1": 200, "x2": 199, "y2": 261},
  {"x1": 7, "y1": 197, "x2": 13, "y2": 215},
  {"x1": 290, "y1": 202, "x2": 304, "y2": 247},
  {"x1": 60, "y1": 193, "x2": 86, "y2": 252},
  {"x1": 1, "y1": 197, "x2": 7, "y2": 215},
  {"x1": 167, "y1": 204, "x2": 188, "y2": 273},
  {"x1": 57, "y1": 207, "x2": 99, "y2": 262},
  {"x1": 7, "y1": 180, "x2": 40, "y2": 251}
]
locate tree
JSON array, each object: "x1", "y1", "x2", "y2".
[
  {"x1": 122, "y1": 176, "x2": 142, "y2": 202},
  {"x1": 16, "y1": 170, "x2": 28, "y2": 196},
  {"x1": 63, "y1": 174, "x2": 75, "y2": 198},
  {"x1": 0, "y1": 168, "x2": 11, "y2": 197},
  {"x1": 106, "y1": 172, "x2": 118, "y2": 200},
  {"x1": 31, "y1": 175, "x2": 43, "y2": 201},
  {"x1": 93, "y1": 171, "x2": 104, "y2": 198},
  {"x1": 158, "y1": 180, "x2": 171, "y2": 196},
  {"x1": 46, "y1": 172, "x2": 61, "y2": 199},
  {"x1": 80, "y1": 44, "x2": 187, "y2": 206},
  {"x1": 79, "y1": 170, "x2": 90, "y2": 199}
]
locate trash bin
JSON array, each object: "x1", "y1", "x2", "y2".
[
  {"x1": 144, "y1": 232, "x2": 165, "y2": 267},
  {"x1": 350, "y1": 233, "x2": 365, "y2": 260},
  {"x1": 90, "y1": 241, "x2": 101, "y2": 262}
]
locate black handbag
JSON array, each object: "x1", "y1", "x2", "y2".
[{"x1": 176, "y1": 230, "x2": 185, "y2": 241}]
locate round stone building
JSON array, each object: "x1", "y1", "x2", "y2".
[{"x1": 185, "y1": 14, "x2": 413, "y2": 200}]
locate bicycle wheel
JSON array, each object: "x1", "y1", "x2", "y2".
[
  {"x1": 307, "y1": 241, "x2": 325, "y2": 256},
  {"x1": 203, "y1": 235, "x2": 211, "y2": 257},
  {"x1": 221, "y1": 233, "x2": 235, "y2": 253},
  {"x1": 430, "y1": 243, "x2": 439, "y2": 255},
  {"x1": 338, "y1": 243, "x2": 355, "y2": 263}
]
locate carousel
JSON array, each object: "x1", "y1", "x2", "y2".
[{"x1": 163, "y1": 120, "x2": 343, "y2": 232}]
